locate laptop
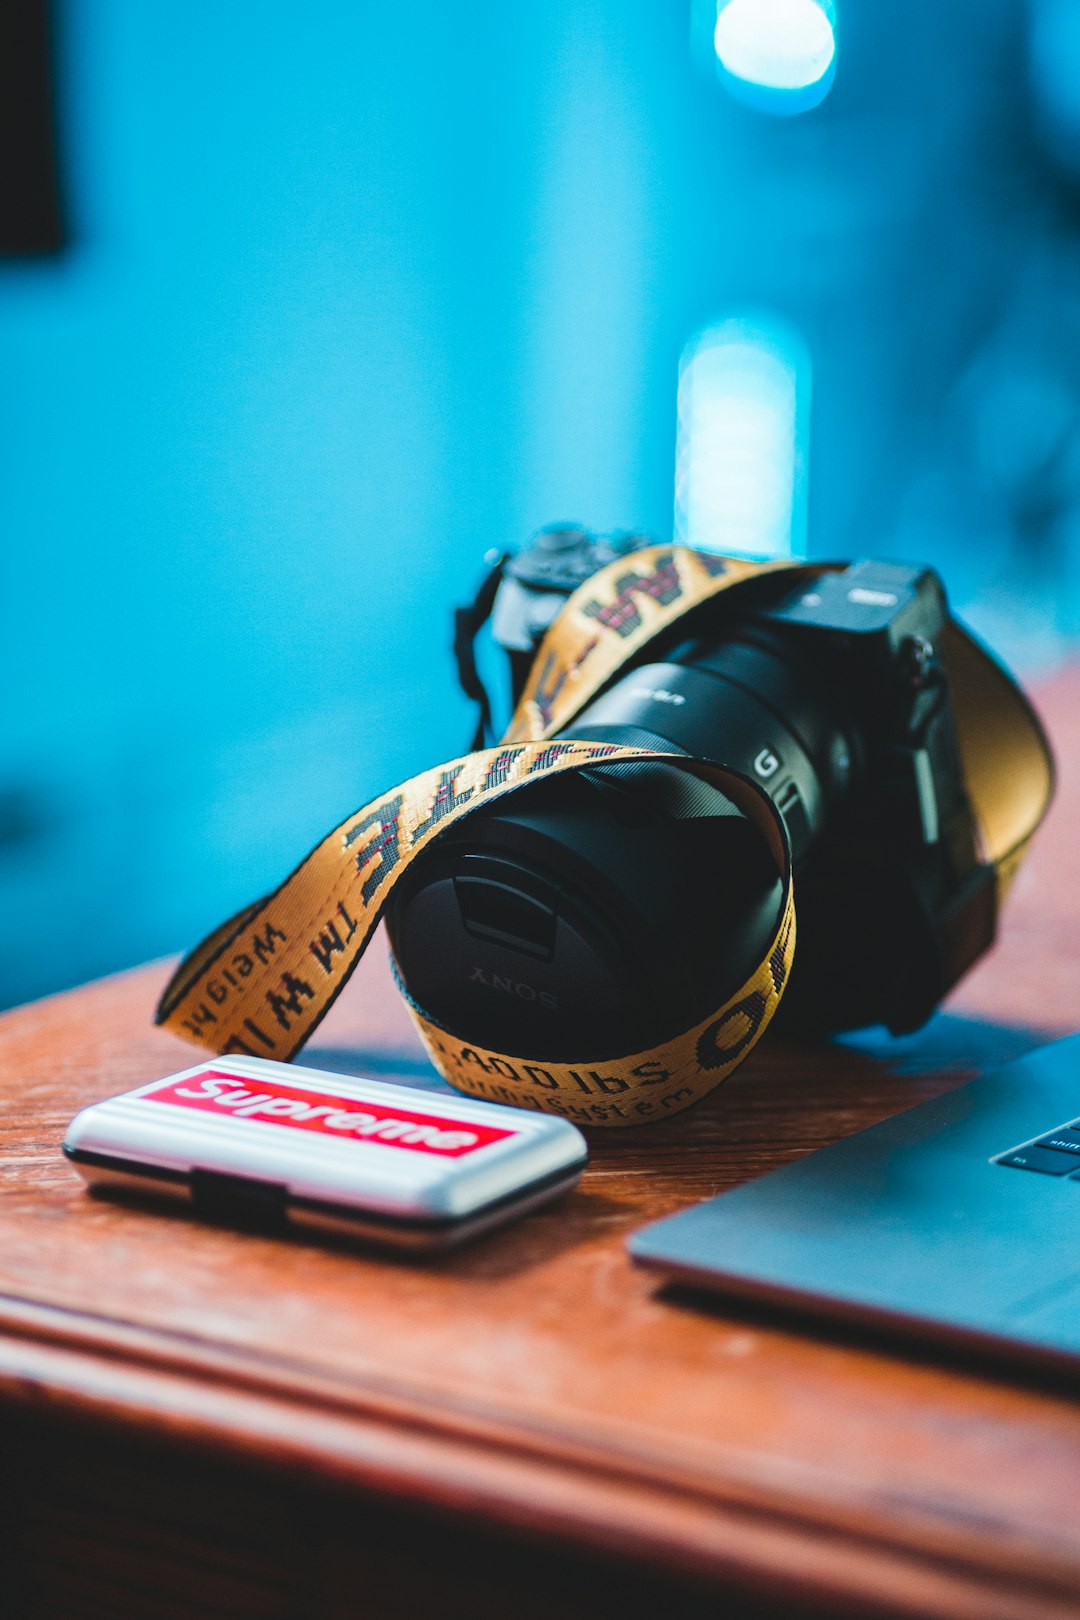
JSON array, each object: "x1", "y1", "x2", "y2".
[{"x1": 629, "y1": 1032, "x2": 1080, "y2": 1371}]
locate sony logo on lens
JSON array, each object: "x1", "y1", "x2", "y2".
[
  {"x1": 627, "y1": 686, "x2": 685, "y2": 705},
  {"x1": 469, "y1": 967, "x2": 558, "y2": 1009}
]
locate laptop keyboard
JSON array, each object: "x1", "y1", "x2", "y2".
[{"x1": 996, "y1": 1122, "x2": 1080, "y2": 1176}]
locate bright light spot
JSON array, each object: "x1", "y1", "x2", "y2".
[
  {"x1": 714, "y1": 0, "x2": 835, "y2": 112},
  {"x1": 1031, "y1": 0, "x2": 1080, "y2": 176},
  {"x1": 675, "y1": 316, "x2": 810, "y2": 559}
]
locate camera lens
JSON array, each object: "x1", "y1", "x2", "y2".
[
  {"x1": 386, "y1": 761, "x2": 783, "y2": 1058},
  {"x1": 386, "y1": 617, "x2": 856, "y2": 1059}
]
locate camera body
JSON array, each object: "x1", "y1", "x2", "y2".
[
  {"x1": 387, "y1": 531, "x2": 996, "y2": 1060},
  {"x1": 490, "y1": 525, "x2": 646, "y2": 702}
]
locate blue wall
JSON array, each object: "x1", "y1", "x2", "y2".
[{"x1": 1, "y1": 1, "x2": 693, "y2": 1006}]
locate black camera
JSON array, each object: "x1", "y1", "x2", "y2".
[{"x1": 387, "y1": 527, "x2": 995, "y2": 1060}]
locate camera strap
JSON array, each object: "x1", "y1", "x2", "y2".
[
  {"x1": 156, "y1": 547, "x2": 1053, "y2": 1128},
  {"x1": 452, "y1": 550, "x2": 506, "y2": 749}
]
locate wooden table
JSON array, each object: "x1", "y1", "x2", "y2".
[{"x1": 4, "y1": 670, "x2": 1080, "y2": 1620}]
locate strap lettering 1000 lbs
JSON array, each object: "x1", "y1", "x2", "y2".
[{"x1": 157, "y1": 548, "x2": 1053, "y2": 1127}]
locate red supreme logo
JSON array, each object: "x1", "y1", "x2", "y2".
[{"x1": 145, "y1": 1071, "x2": 515, "y2": 1157}]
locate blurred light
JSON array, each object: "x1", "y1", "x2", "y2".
[
  {"x1": 1030, "y1": 0, "x2": 1080, "y2": 181},
  {"x1": 714, "y1": 0, "x2": 836, "y2": 114},
  {"x1": 675, "y1": 315, "x2": 810, "y2": 559}
]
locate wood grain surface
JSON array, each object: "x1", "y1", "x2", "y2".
[{"x1": 2, "y1": 669, "x2": 1080, "y2": 1619}]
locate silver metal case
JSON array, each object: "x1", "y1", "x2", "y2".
[{"x1": 64, "y1": 1057, "x2": 588, "y2": 1250}]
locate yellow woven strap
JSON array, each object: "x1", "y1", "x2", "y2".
[
  {"x1": 156, "y1": 546, "x2": 1052, "y2": 1126},
  {"x1": 156, "y1": 740, "x2": 793, "y2": 1126},
  {"x1": 504, "y1": 545, "x2": 803, "y2": 742}
]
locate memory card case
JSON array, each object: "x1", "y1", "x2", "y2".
[{"x1": 64, "y1": 1056, "x2": 588, "y2": 1250}]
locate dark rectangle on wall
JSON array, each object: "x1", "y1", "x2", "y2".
[{"x1": 0, "y1": 0, "x2": 64, "y2": 255}]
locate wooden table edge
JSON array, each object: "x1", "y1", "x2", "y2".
[{"x1": 0, "y1": 1290, "x2": 1076, "y2": 1620}]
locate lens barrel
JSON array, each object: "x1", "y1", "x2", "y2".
[{"x1": 386, "y1": 623, "x2": 857, "y2": 1060}]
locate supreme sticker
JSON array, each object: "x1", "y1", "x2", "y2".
[{"x1": 144, "y1": 1072, "x2": 516, "y2": 1158}]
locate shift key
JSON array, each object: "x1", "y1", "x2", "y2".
[{"x1": 1036, "y1": 1134, "x2": 1080, "y2": 1156}]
